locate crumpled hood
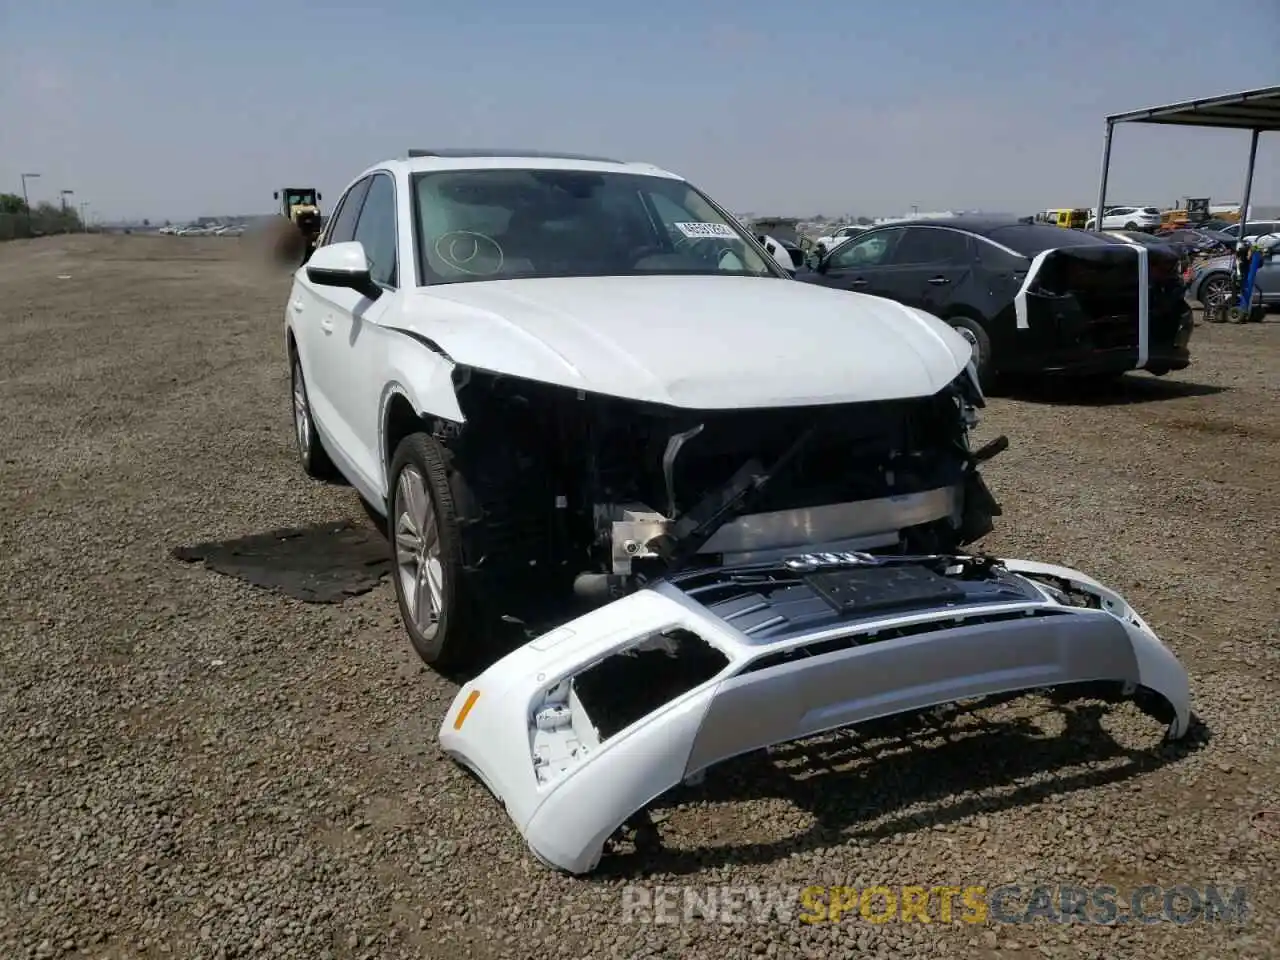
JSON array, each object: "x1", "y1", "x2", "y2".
[{"x1": 398, "y1": 275, "x2": 971, "y2": 409}]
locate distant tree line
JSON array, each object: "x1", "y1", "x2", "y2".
[{"x1": 0, "y1": 193, "x2": 87, "y2": 242}]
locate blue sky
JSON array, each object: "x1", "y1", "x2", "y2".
[{"x1": 2, "y1": 0, "x2": 1277, "y2": 221}]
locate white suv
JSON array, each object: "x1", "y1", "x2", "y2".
[
  {"x1": 1085, "y1": 206, "x2": 1162, "y2": 232},
  {"x1": 284, "y1": 149, "x2": 997, "y2": 668}
]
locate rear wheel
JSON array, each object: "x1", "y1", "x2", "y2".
[
  {"x1": 388, "y1": 433, "x2": 482, "y2": 669},
  {"x1": 291, "y1": 355, "x2": 338, "y2": 480}
]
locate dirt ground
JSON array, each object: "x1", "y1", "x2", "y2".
[{"x1": 1, "y1": 234, "x2": 1277, "y2": 960}]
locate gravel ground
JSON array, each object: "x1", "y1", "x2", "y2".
[{"x1": 1, "y1": 234, "x2": 1278, "y2": 960}]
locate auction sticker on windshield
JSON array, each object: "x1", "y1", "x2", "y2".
[{"x1": 674, "y1": 222, "x2": 739, "y2": 240}]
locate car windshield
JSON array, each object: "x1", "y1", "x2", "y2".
[{"x1": 410, "y1": 169, "x2": 781, "y2": 284}]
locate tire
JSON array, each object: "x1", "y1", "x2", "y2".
[
  {"x1": 1125, "y1": 221, "x2": 1138, "y2": 231},
  {"x1": 290, "y1": 353, "x2": 338, "y2": 480},
  {"x1": 387, "y1": 432, "x2": 482, "y2": 669},
  {"x1": 947, "y1": 315, "x2": 995, "y2": 386},
  {"x1": 1197, "y1": 274, "x2": 1232, "y2": 317}
]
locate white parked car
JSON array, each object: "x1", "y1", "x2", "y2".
[
  {"x1": 1085, "y1": 206, "x2": 1162, "y2": 232},
  {"x1": 814, "y1": 224, "x2": 867, "y2": 254},
  {"x1": 283, "y1": 150, "x2": 1193, "y2": 870}
]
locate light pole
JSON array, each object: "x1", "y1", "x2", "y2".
[{"x1": 20, "y1": 172, "x2": 41, "y2": 232}]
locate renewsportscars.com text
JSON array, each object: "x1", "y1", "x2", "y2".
[{"x1": 620, "y1": 884, "x2": 1249, "y2": 925}]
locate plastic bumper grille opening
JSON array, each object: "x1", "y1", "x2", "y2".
[{"x1": 739, "y1": 608, "x2": 1073, "y2": 675}]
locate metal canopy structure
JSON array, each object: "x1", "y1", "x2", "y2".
[{"x1": 1094, "y1": 85, "x2": 1280, "y2": 241}]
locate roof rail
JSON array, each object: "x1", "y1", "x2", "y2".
[{"x1": 406, "y1": 148, "x2": 625, "y2": 163}]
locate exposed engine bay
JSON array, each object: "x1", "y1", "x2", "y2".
[{"x1": 440, "y1": 365, "x2": 1003, "y2": 615}]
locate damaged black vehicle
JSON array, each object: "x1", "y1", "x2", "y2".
[{"x1": 797, "y1": 217, "x2": 1194, "y2": 385}]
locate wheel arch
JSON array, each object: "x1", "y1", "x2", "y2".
[{"x1": 378, "y1": 370, "x2": 464, "y2": 502}]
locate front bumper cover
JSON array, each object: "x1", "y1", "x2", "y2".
[{"x1": 438, "y1": 555, "x2": 1192, "y2": 875}]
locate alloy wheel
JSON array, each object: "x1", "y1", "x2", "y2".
[
  {"x1": 292, "y1": 360, "x2": 311, "y2": 458},
  {"x1": 394, "y1": 466, "x2": 444, "y2": 639},
  {"x1": 1201, "y1": 276, "x2": 1232, "y2": 310}
]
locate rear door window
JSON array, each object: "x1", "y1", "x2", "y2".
[{"x1": 890, "y1": 227, "x2": 971, "y2": 265}]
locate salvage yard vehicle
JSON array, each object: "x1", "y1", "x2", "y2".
[
  {"x1": 1035, "y1": 208, "x2": 1089, "y2": 229},
  {"x1": 1187, "y1": 235, "x2": 1278, "y2": 320},
  {"x1": 282, "y1": 149, "x2": 1193, "y2": 873},
  {"x1": 285, "y1": 149, "x2": 995, "y2": 665},
  {"x1": 1218, "y1": 219, "x2": 1280, "y2": 246},
  {"x1": 1084, "y1": 206, "x2": 1163, "y2": 232},
  {"x1": 813, "y1": 223, "x2": 868, "y2": 255},
  {"x1": 795, "y1": 217, "x2": 1194, "y2": 384}
]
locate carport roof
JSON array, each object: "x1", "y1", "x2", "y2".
[{"x1": 1106, "y1": 85, "x2": 1280, "y2": 132}]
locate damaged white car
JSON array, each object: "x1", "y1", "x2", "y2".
[{"x1": 284, "y1": 149, "x2": 1193, "y2": 873}]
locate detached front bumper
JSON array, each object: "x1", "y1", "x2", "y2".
[{"x1": 439, "y1": 555, "x2": 1192, "y2": 875}]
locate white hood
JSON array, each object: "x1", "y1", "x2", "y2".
[{"x1": 399, "y1": 275, "x2": 971, "y2": 409}]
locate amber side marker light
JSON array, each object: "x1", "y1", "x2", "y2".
[{"x1": 454, "y1": 690, "x2": 481, "y2": 730}]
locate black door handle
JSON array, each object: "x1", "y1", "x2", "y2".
[
  {"x1": 850, "y1": 279, "x2": 868, "y2": 288},
  {"x1": 928, "y1": 276, "x2": 951, "y2": 285}
]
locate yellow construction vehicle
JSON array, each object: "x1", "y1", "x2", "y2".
[
  {"x1": 267, "y1": 187, "x2": 325, "y2": 265},
  {"x1": 1160, "y1": 197, "x2": 1211, "y2": 230}
]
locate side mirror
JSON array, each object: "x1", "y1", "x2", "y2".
[
  {"x1": 273, "y1": 191, "x2": 279, "y2": 200},
  {"x1": 759, "y1": 235, "x2": 797, "y2": 274},
  {"x1": 306, "y1": 241, "x2": 381, "y2": 300},
  {"x1": 317, "y1": 192, "x2": 322, "y2": 201}
]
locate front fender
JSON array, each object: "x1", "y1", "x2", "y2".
[{"x1": 380, "y1": 331, "x2": 464, "y2": 424}]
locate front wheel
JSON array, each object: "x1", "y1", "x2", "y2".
[
  {"x1": 1198, "y1": 274, "x2": 1232, "y2": 320},
  {"x1": 388, "y1": 433, "x2": 482, "y2": 669}
]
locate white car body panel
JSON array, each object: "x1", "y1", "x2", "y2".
[
  {"x1": 391, "y1": 276, "x2": 972, "y2": 411},
  {"x1": 439, "y1": 554, "x2": 1193, "y2": 874}
]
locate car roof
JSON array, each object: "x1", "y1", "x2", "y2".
[
  {"x1": 354, "y1": 149, "x2": 683, "y2": 181},
  {"x1": 862, "y1": 216, "x2": 1034, "y2": 236}
]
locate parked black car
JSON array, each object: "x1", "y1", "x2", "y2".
[{"x1": 796, "y1": 218, "x2": 1193, "y2": 384}]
